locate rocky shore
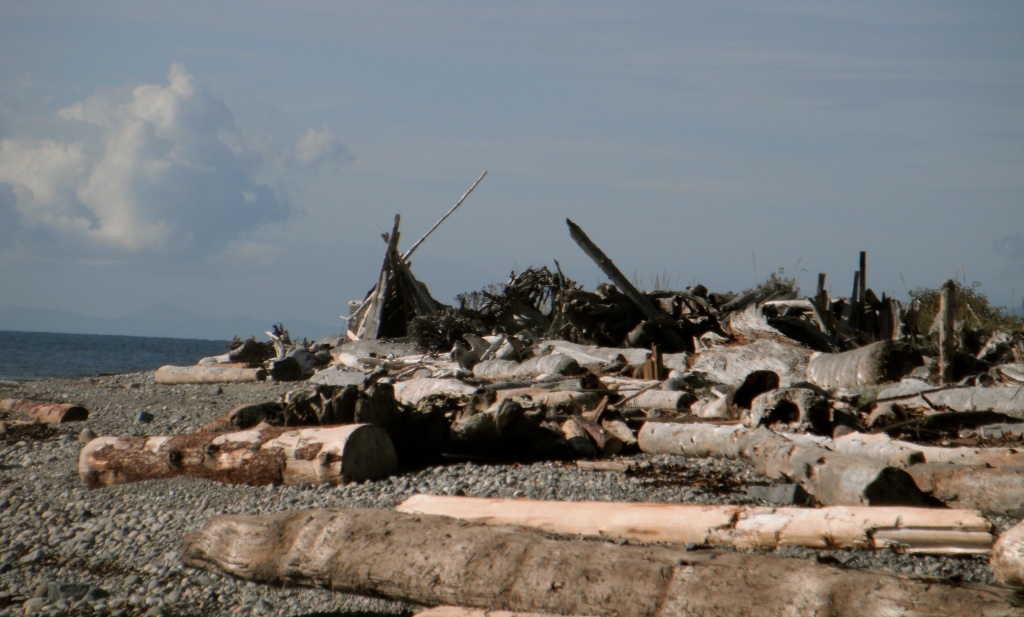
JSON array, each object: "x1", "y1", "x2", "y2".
[{"x1": 0, "y1": 371, "x2": 1014, "y2": 617}]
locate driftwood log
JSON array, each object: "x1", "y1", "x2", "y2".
[
  {"x1": 181, "y1": 508, "x2": 1023, "y2": 617},
  {"x1": 805, "y1": 341, "x2": 923, "y2": 388},
  {"x1": 906, "y1": 464, "x2": 1024, "y2": 516},
  {"x1": 0, "y1": 398, "x2": 89, "y2": 423},
  {"x1": 154, "y1": 364, "x2": 266, "y2": 385},
  {"x1": 638, "y1": 423, "x2": 932, "y2": 507},
  {"x1": 396, "y1": 495, "x2": 993, "y2": 554},
  {"x1": 79, "y1": 424, "x2": 396, "y2": 488},
  {"x1": 992, "y1": 518, "x2": 1024, "y2": 587},
  {"x1": 414, "y1": 609, "x2": 586, "y2": 617}
]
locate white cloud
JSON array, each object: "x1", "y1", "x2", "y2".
[
  {"x1": 291, "y1": 123, "x2": 352, "y2": 169},
  {"x1": 0, "y1": 63, "x2": 291, "y2": 256}
]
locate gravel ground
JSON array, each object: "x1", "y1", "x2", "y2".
[{"x1": 0, "y1": 371, "x2": 1018, "y2": 616}]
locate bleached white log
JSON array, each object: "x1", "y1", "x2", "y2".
[{"x1": 397, "y1": 495, "x2": 992, "y2": 554}]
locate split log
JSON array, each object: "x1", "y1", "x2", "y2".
[
  {"x1": 391, "y1": 378, "x2": 480, "y2": 406},
  {"x1": 0, "y1": 398, "x2": 89, "y2": 423},
  {"x1": 638, "y1": 423, "x2": 933, "y2": 507},
  {"x1": 181, "y1": 508, "x2": 1023, "y2": 617},
  {"x1": 79, "y1": 424, "x2": 396, "y2": 488},
  {"x1": 992, "y1": 519, "x2": 1024, "y2": 587},
  {"x1": 805, "y1": 341, "x2": 924, "y2": 389},
  {"x1": 396, "y1": 495, "x2": 993, "y2": 554},
  {"x1": 154, "y1": 365, "x2": 266, "y2": 385}
]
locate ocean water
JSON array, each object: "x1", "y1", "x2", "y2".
[{"x1": 0, "y1": 330, "x2": 230, "y2": 381}]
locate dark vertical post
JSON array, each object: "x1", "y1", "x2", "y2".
[{"x1": 938, "y1": 280, "x2": 957, "y2": 383}]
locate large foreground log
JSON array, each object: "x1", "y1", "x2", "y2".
[
  {"x1": 154, "y1": 364, "x2": 266, "y2": 385},
  {"x1": 0, "y1": 398, "x2": 89, "y2": 423},
  {"x1": 182, "y1": 508, "x2": 1022, "y2": 617},
  {"x1": 397, "y1": 495, "x2": 993, "y2": 554},
  {"x1": 638, "y1": 423, "x2": 932, "y2": 507},
  {"x1": 79, "y1": 424, "x2": 396, "y2": 488}
]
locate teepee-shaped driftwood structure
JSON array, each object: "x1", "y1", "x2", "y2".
[{"x1": 347, "y1": 214, "x2": 446, "y2": 340}]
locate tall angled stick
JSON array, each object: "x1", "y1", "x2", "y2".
[{"x1": 402, "y1": 170, "x2": 488, "y2": 261}]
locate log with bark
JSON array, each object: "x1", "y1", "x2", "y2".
[
  {"x1": 181, "y1": 508, "x2": 1024, "y2": 617},
  {"x1": 396, "y1": 495, "x2": 994, "y2": 554},
  {"x1": 154, "y1": 364, "x2": 267, "y2": 385},
  {"x1": 0, "y1": 398, "x2": 89, "y2": 423},
  {"x1": 79, "y1": 423, "x2": 396, "y2": 488},
  {"x1": 638, "y1": 423, "x2": 934, "y2": 507},
  {"x1": 414, "y1": 608, "x2": 589, "y2": 617}
]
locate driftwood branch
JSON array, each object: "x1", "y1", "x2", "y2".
[{"x1": 403, "y1": 171, "x2": 488, "y2": 261}]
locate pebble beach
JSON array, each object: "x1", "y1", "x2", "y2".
[{"x1": 0, "y1": 370, "x2": 1014, "y2": 617}]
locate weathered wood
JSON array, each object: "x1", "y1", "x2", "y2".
[
  {"x1": 638, "y1": 423, "x2": 932, "y2": 507},
  {"x1": 688, "y1": 338, "x2": 812, "y2": 387},
  {"x1": 992, "y1": 518, "x2": 1024, "y2": 587},
  {"x1": 402, "y1": 171, "x2": 487, "y2": 261},
  {"x1": 906, "y1": 464, "x2": 1024, "y2": 516},
  {"x1": 566, "y1": 219, "x2": 691, "y2": 352},
  {"x1": 198, "y1": 402, "x2": 286, "y2": 433},
  {"x1": 939, "y1": 279, "x2": 957, "y2": 383},
  {"x1": 743, "y1": 387, "x2": 831, "y2": 435},
  {"x1": 473, "y1": 355, "x2": 582, "y2": 381},
  {"x1": 154, "y1": 365, "x2": 266, "y2": 385},
  {"x1": 397, "y1": 495, "x2": 993, "y2": 554},
  {"x1": 805, "y1": 341, "x2": 923, "y2": 389},
  {"x1": 391, "y1": 378, "x2": 480, "y2": 406},
  {"x1": 79, "y1": 424, "x2": 397, "y2": 488},
  {"x1": 182, "y1": 508, "x2": 1023, "y2": 617},
  {"x1": 350, "y1": 214, "x2": 403, "y2": 340},
  {"x1": 560, "y1": 417, "x2": 598, "y2": 458},
  {"x1": 414, "y1": 609, "x2": 589, "y2": 617},
  {"x1": 618, "y1": 389, "x2": 695, "y2": 411},
  {"x1": 539, "y1": 340, "x2": 650, "y2": 366},
  {"x1": 0, "y1": 398, "x2": 89, "y2": 423}
]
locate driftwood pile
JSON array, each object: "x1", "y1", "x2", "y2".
[{"x1": 71, "y1": 194, "x2": 1024, "y2": 613}]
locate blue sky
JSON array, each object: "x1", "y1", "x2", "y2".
[{"x1": 1, "y1": 1, "x2": 1022, "y2": 338}]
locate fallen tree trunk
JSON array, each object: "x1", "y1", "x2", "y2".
[
  {"x1": 181, "y1": 508, "x2": 1023, "y2": 617},
  {"x1": 0, "y1": 398, "x2": 89, "y2": 423},
  {"x1": 805, "y1": 341, "x2": 923, "y2": 389},
  {"x1": 638, "y1": 423, "x2": 932, "y2": 507},
  {"x1": 992, "y1": 518, "x2": 1024, "y2": 588},
  {"x1": 154, "y1": 364, "x2": 266, "y2": 385},
  {"x1": 396, "y1": 495, "x2": 993, "y2": 554},
  {"x1": 495, "y1": 389, "x2": 601, "y2": 410},
  {"x1": 79, "y1": 424, "x2": 396, "y2": 488},
  {"x1": 539, "y1": 340, "x2": 650, "y2": 366}
]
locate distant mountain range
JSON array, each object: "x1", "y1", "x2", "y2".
[{"x1": 0, "y1": 304, "x2": 340, "y2": 342}]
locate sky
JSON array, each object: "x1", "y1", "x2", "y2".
[{"x1": 1, "y1": 1, "x2": 1022, "y2": 339}]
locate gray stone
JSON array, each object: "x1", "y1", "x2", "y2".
[
  {"x1": 135, "y1": 411, "x2": 154, "y2": 424},
  {"x1": 78, "y1": 428, "x2": 98, "y2": 444},
  {"x1": 19, "y1": 548, "x2": 43, "y2": 564}
]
